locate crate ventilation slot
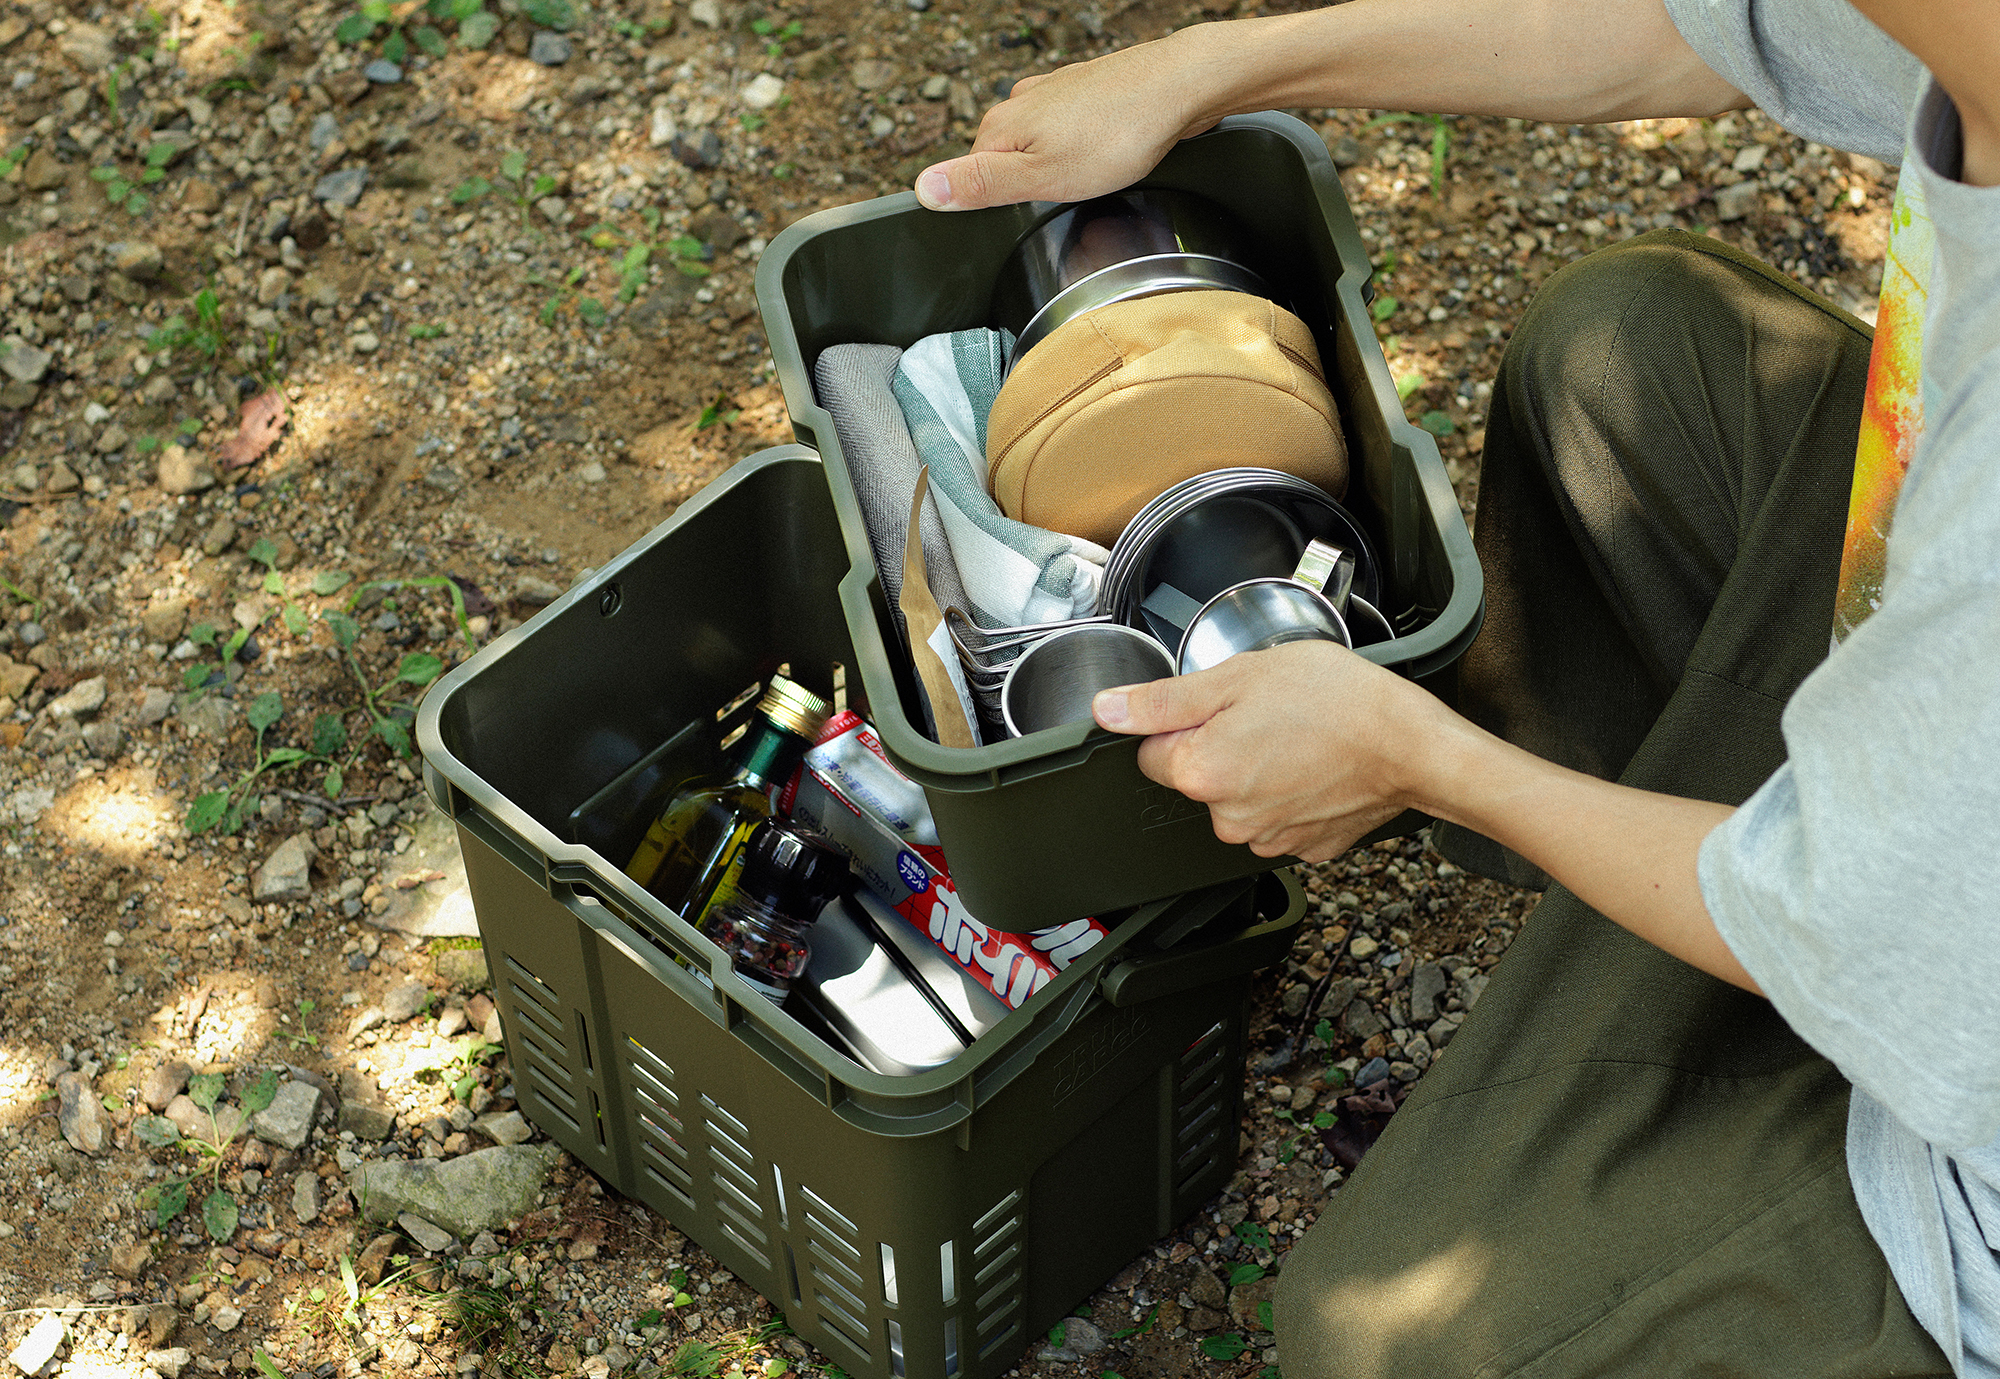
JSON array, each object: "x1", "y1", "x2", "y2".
[
  {"x1": 700, "y1": 1094, "x2": 770, "y2": 1268},
  {"x1": 504, "y1": 956, "x2": 582, "y2": 1133},
  {"x1": 624, "y1": 1036, "x2": 693, "y2": 1207},
  {"x1": 798, "y1": 1185, "x2": 869, "y2": 1360},
  {"x1": 971, "y1": 1190, "x2": 1023, "y2": 1340},
  {"x1": 1173, "y1": 1019, "x2": 1232, "y2": 1190}
]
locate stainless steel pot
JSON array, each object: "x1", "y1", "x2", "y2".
[{"x1": 989, "y1": 189, "x2": 1277, "y2": 370}]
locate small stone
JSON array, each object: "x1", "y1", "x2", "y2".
[
  {"x1": 436, "y1": 948, "x2": 489, "y2": 990},
  {"x1": 111, "y1": 1243, "x2": 153, "y2": 1281},
  {"x1": 1063, "y1": 1318, "x2": 1106, "y2": 1355},
  {"x1": 1348, "y1": 932, "x2": 1380, "y2": 960},
  {"x1": 144, "y1": 1350, "x2": 190, "y2": 1379},
  {"x1": 741, "y1": 73, "x2": 786, "y2": 109},
  {"x1": 56, "y1": 1072, "x2": 109, "y2": 1155},
  {"x1": 340, "y1": 1099, "x2": 397, "y2": 1140},
  {"x1": 1341, "y1": 998, "x2": 1386, "y2": 1040},
  {"x1": 851, "y1": 59, "x2": 895, "y2": 91},
  {"x1": 1731, "y1": 143, "x2": 1770, "y2": 174},
  {"x1": 671, "y1": 130, "x2": 724, "y2": 169},
  {"x1": 22, "y1": 148, "x2": 68, "y2": 193},
  {"x1": 688, "y1": 0, "x2": 722, "y2": 25},
  {"x1": 382, "y1": 980, "x2": 432, "y2": 1023},
  {"x1": 1228, "y1": 1275, "x2": 1279, "y2": 1332},
  {"x1": 920, "y1": 74, "x2": 950, "y2": 100},
  {"x1": 111, "y1": 241, "x2": 166, "y2": 282},
  {"x1": 254, "y1": 833, "x2": 316, "y2": 901},
  {"x1": 578, "y1": 460, "x2": 607, "y2": 483},
  {"x1": 0, "y1": 380, "x2": 36, "y2": 410},
  {"x1": 535, "y1": 195, "x2": 569, "y2": 225},
  {"x1": 256, "y1": 267, "x2": 291, "y2": 305},
  {"x1": 349, "y1": 331, "x2": 380, "y2": 354},
  {"x1": 350, "y1": 1143, "x2": 561, "y2": 1239},
  {"x1": 210, "y1": 1305, "x2": 243, "y2": 1334},
  {"x1": 157, "y1": 445, "x2": 216, "y2": 495},
  {"x1": 364, "y1": 59, "x2": 404, "y2": 83},
  {"x1": 47, "y1": 676, "x2": 107, "y2": 720},
  {"x1": 529, "y1": 31, "x2": 572, "y2": 65},
  {"x1": 136, "y1": 686, "x2": 176, "y2": 725},
  {"x1": 178, "y1": 695, "x2": 235, "y2": 739},
  {"x1": 314, "y1": 168, "x2": 368, "y2": 207},
  {"x1": 1715, "y1": 180, "x2": 1761, "y2": 222},
  {"x1": 1409, "y1": 961, "x2": 1447, "y2": 1022},
  {"x1": 164, "y1": 1095, "x2": 247, "y2": 1142},
  {"x1": 183, "y1": 178, "x2": 222, "y2": 213},
  {"x1": 474, "y1": 1110, "x2": 532, "y2": 1145},
  {"x1": 142, "y1": 1060, "x2": 192, "y2": 1112},
  {"x1": 10, "y1": 1315, "x2": 65, "y2": 1376},
  {"x1": 648, "y1": 106, "x2": 678, "y2": 148},
  {"x1": 1355, "y1": 1056, "x2": 1392, "y2": 1088},
  {"x1": 398, "y1": 1212, "x2": 454, "y2": 1252},
  {"x1": 0, "y1": 339, "x2": 52, "y2": 385},
  {"x1": 59, "y1": 22, "x2": 117, "y2": 70},
  {"x1": 252, "y1": 1080, "x2": 322, "y2": 1150},
  {"x1": 291, "y1": 1170, "x2": 321, "y2": 1224}
]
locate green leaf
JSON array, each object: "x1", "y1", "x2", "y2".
[
  {"x1": 1235, "y1": 1221, "x2": 1273, "y2": 1252},
  {"x1": 539, "y1": 295, "x2": 562, "y2": 327},
  {"x1": 140, "y1": 167, "x2": 165, "y2": 184},
  {"x1": 450, "y1": 176, "x2": 492, "y2": 205},
  {"x1": 529, "y1": 173, "x2": 557, "y2": 200},
  {"x1": 450, "y1": 0, "x2": 483, "y2": 17},
  {"x1": 185, "y1": 791, "x2": 230, "y2": 834},
  {"x1": 324, "y1": 765, "x2": 345, "y2": 799},
  {"x1": 671, "y1": 1292, "x2": 693, "y2": 1308},
  {"x1": 1229, "y1": 1263, "x2": 1266, "y2": 1286},
  {"x1": 262, "y1": 571, "x2": 285, "y2": 596},
  {"x1": 202, "y1": 1188, "x2": 240, "y2": 1242},
  {"x1": 1418, "y1": 409, "x2": 1456, "y2": 437},
  {"x1": 1258, "y1": 1300, "x2": 1274, "y2": 1332},
  {"x1": 311, "y1": 713, "x2": 348, "y2": 757},
  {"x1": 283, "y1": 604, "x2": 310, "y2": 637},
  {"x1": 500, "y1": 149, "x2": 526, "y2": 182},
  {"x1": 248, "y1": 537, "x2": 279, "y2": 568},
  {"x1": 452, "y1": 1072, "x2": 476, "y2": 1101},
  {"x1": 414, "y1": 24, "x2": 447, "y2": 54},
  {"x1": 456, "y1": 9, "x2": 497, "y2": 45},
  {"x1": 323, "y1": 609, "x2": 361, "y2": 649},
  {"x1": 408, "y1": 322, "x2": 445, "y2": 339},
  {"x1": 222, "y1": 627, "x2": 250, "y2": 662},
  {"x1": 146, "y1": 141, "x2": 179, "y2": 169},
  {"x1": 522, "y1": 0, "x2": 573, "y2": 28},
  {"x1": 91, "y1": 165, "x2": 120, "y2": 182},
  {"x1": 334, "y1": 11, "x2": 376, "y2": 41},
  {"x1": 133, "y1": 1115, "x2": 181, "y2": 1146},
  {"x1": 381, "y1": 27, "x2": 407, "y2": 62},
  {"x1": 247, "y1": 691, "x2": 284, "y2": 733},
  {"x1": 1047, "y1": 1322, "x2": 1065, "y2": 1348},
  {"x1": 189, "y1": 620, "x2": 219, "y2": 647},
  {"x1": 239, "y1": 1069, "x2": 281, "y2": 1115},
  {"x1": 253, "y1": 1350, "x2": 287, "y2": 1379},
  {"x1": 1312, "y1": 1017, "x2": 1335, "y2": 1047},
  {"x1": 188, "y1": 1071, "x2": 224, "y2": 1112},
  {"x1": 749, "y1": 16, "x2": 772, "y2": 32},
  {"x1": 156, "y1": 1179, "x2": 189, "y2": 1227},
  {"x1": 264, "y1": 747, "x2": 309, "y2": 765},
  {"x1": 637, "y1": 1309, "x2": 664, "y2": 1329},
  {"x1": 182, "y1": 665, "x2": 211, "y2": 692},
  {"x1": 311, "y1": 570, "x2": 353, "y2": 595},
  {"x1": 397, "y1": 651, "x2": 445, "y2": 686},
  {"x1": 1311, "y1": 1110, "x2": 1336, "y2": 1129},
  {"x1": 340, "y1": 1252, "x2": 359, "y2": 1304},
  {"x1": 1199, "y1": 1335, "x2": 1248, "y2": 1362},
  {"x1": 1371, "y1": 293, "x2": 1399, "y2": 323},
  {"x1": 1395, "y1": 370, "x2": 1425, "y2": 401},
  {"x1": 374, "y1": 717, "x2": 414, "y2": 758},
  {"x1": 576, "y1": 296, "x2": 606, "y2": 328}
]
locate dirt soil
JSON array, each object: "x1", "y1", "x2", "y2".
[{"x1": 0, "y1": 0, "x2": 1895, "y2": 1376}]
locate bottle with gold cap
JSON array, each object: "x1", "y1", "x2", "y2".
[{"x1": 626, "y1": 674, "x2": 832, "y2": 922}]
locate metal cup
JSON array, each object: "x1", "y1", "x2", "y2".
[
  {"x1": 999, "y1": 624, "x2": 1175, "y2": 738},
  {"x1": 1175, "y1": 538, "x2": 1357, "y2": 674}
]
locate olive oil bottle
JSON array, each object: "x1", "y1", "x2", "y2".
[{"x1": 626, "y1": 674, "x2": 831, "y2": 921}]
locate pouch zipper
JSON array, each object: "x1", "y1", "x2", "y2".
[{"x1": 990, "y1": 355, "x2": 1122, "y2": 468}]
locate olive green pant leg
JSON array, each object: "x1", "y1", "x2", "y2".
[{"x1": 1275, "y1": 232, "x2": 1950, "y2": 1379}]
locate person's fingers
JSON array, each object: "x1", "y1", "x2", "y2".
[
  {"x1": 1093, "y1": 666, "x2": 1234, "y2": 736},
  {"x1": 914, "y1": 144, "x2": 1053, "y2": 211}
]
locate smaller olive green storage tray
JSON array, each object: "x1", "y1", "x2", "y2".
[{"x1": 756, "y1": 112, "x2": 1483, "y2": 932}]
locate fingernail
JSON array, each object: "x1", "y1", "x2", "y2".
[
  {"x1": 1093, "y1": 689, "x2": 1129, "y2": 728},
  {"x1": 916, "y1": 168, "x2": 953, "y2": 210}
]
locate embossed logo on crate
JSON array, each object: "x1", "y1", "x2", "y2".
[
  {"x1": 1049, "y1": 1008, "x2": 1152, "y2": 1104},
  {"x1": 1135, "y1": 781, "x2": 1209, "y2": 831}
]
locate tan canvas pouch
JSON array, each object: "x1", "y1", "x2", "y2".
[{"x1": 986, "y1": 290, "x2": 1349, "y2": 547}]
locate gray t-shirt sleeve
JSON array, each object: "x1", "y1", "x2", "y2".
[
  {"x1": 1663, "y1": 0, "x2": 1923, "y2": 164},
  {"x1": 1697, "y1": 81, "x2": 2000, "y2": 1156}
]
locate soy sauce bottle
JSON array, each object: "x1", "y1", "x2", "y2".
[{"x1": 700, "y1": 822, "x2": 848, "y2": 1002}]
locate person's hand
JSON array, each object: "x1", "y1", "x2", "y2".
[
  {"x1": 913, "y1": 34, "x2": 1224, "y2": 210},
  {"x1": 1091, "y1": 640, "x2": 1442, "y2": 861}
]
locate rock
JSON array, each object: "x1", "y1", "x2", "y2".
[
  {"x1": 364, "y1": 59, "x2": 404, "y2": 83},
  {"x1": 1228, "y1": 1275, "x2": 1279, "y2": 1332},
  {"x1": 1328, "y1": 134, "x2": 1365, "y2": 168},
  {"x1": 1456, "y1": 970, "x2": 1490, "y2": 1010},
  {"x1": 253, "y1": 832, "x2": 316, "y2": 901},
  {"x1": 157, "y1": 445, "x2": 216, "y2": 495},
  {"x1": 10, "y1": 1315, "x2": 65, "y2": 1376},
  {"x1": 137, "y1": 687, "x2": 176, "y2": 725},
  {"x1": 143, "y1": 1350, "x2": 189, "y2": 1379},
  {"x1": 111, "y1": 241, "x2": 166, "y2": 282},
  {"x1": 688, "y1": 0, "x2": 722, "y2": 24},
  {"x1": 59, "y1": 22, "x2": 117, "y2": 71},
  {"x1": 1062, "y1": 1318, "x2": 1106, "y2": 1355},
  {"x1": 851, "y1": 59, "x2": 896, "y2": 91},
  {"x1": 398, "y1": 1212, "x2": 454, "y2": 1253},
  {"x1": 255, "y1": 267, "x2": 291, "y2": 305},
  {"x1": 314, "y1": 168, "x2": 369, "y2": 207},
  {"x1": 350, "y1": 1143, "x2": 560, "y2": 1238},
  {"x1": 339, "y1": 1098, "x2": 396, "y2": 1140},
  {"x1": 348, "y1": 331, "x2": 381, "y2": 354},
  {"x1": 328, "y1": 69, "x2": 371, "y2": 104},
  {"x1": 648, "y1": 106, "x2": 677, "y2": 148},
  {"x1": 183, "y1": 178, "x2": 222, "y2": 213},
  {"x1": 473, "y1": 1110, "x2": 531, "y2": 1145},
  {"x1": 0, "y1": 380, "x2": 36, "y2": 410},
  {"x1": 142, "y1": 600, "x2": 189, "y2": 642},
  {"x1": 1189, "y1": 1266, "x2": 1228, "y2": 1309},
  {"x1": 435, "y1": 948, "x2": 489, "y2": 990},
  {"x1": 163, "y1": 1095, "x2": 247, "y2": 1143},
  {"x1": 210, "y1": 1305, "x2": 242, "y2": 1333},
  {"x1": 741, "y1": 74, "x2": 786, "y2": 109},
  {"x1": 46, "y1": 677, "x2": 107, "y2": 720},
  {"x1": 110, "y1": 1243, "x2": 153, "y2": 1281},
  {"x1": 1347, "y1": 933, "x2": 1380, "y2": 960},
  {"x1": 1732, "y1": 143, "x2": 1770, "y2": 174},
  {"x1": 252, "y1": 1080, "x2": 322, "y2": 1150},
  {"x1": 44, "y1": 460, "x2": 80, "y2": 491},
  {"x1": 292, "y1": 211, "x2": 331, "y2": 253},
  {"x1": 0, "y1": 339, "x2": 52, "y2": 385},
  {"x1": 670, "y1": 130, "x2": 723, "y2": 169},
  {"x1": 535, "y1": 195, "x2": 569, "y2": 225},
  {"x1": 578, "y1": 460, "x2": 607, "y2": 482},
  {"x1": 93, "y1": 424, "x2": 128, "y2": 455},
  {"x1": 920, "y1": 74, "x2": 950, "y2": 100},
  {"x1": 382, "y1": 980, "x2": 433, "y2": 1023},
  {"x1": 1409, "y1": 961, "x2": 1447, "y2": 1022},
  {"x1": 529, "y1": 31, "x2": 572, "y2": 64},
  {"x1": 1355, "y1": 1056, "x2": 1392, "y2": 1089},
  {"x1": 1341, "y1": 998, "x2": 1387, "y2": 1040},
  {"x1": 142, "y1": 1308, "x2": 177, "y2": 1350},
  {"x1": 292, "y1": 1170, "x2": 321, "y2": 1223},
  {"x1": 1715, "y1": 180, "x2": 1761, "y2": 222},
  {"x1": 22, "y1": 149, "x2": 68, "y2": 194},
  {"x1": 141, "y1": 1060, "x2": 192, "y2": 1112},
  {"x1": 56, "y1": 1072, "x2": 109, "y2": 1155},
  {"x1": 178, "y1": 695, "x2": 235, "y2": 739},
  {"x1": 688, "y1": 208, "x2": 747, "y2": 252}
]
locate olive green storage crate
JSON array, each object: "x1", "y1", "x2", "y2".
[
  {"x1": 417, "y1": 449, "x2": 1309, "y2": 1379},
  {"x1": 757, "y1": 111, "x2": 1483, "y2": 933}
]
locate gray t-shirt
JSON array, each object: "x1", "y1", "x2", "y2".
[{"x1": 1666, "y1": 2, "x2": 2000, "y2": 1373}]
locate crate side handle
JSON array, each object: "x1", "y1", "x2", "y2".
[
  {"x1": 1099, "y1": 871, "x2": 1306, "y2": 1008},
  {"x1": 451, "y1": 799, "x2": 550, "y2": 889}
]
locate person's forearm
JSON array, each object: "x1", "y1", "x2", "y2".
[
  {"x1": 1403, "y1": 708, "x2": 1758, "y2": 992},
  {"x1": 1167, "y1": 0, "x2": 1748, "y2": 130}
]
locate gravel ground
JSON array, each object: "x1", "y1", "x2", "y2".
[{"x1": 0, "y1": 0, "x2": 1895, "y2": 1377}]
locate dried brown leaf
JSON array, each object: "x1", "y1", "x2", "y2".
[{"x1": 215, "y1": 390, "x2": 289, "y2": 469}]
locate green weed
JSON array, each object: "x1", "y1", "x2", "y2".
[{"x1": 1359, "y1": 111, "x2": 1451, "y2": 197}]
